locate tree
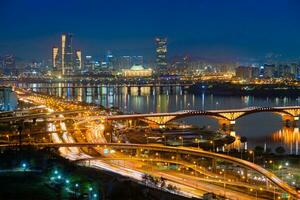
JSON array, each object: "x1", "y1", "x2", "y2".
[
  {"x1": 275, "y1": 146, "x2": 286, "y2": 155},
  {"x1": 240, "y1": 136, "x2": 247, "y2": 144},
  {"x1": 254, "y1": 146, "x2": 264, "y2": 156}
]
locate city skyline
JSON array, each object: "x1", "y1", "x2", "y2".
[{"x1": 1, "y1": 0, "x2": 300, "y2": 61}]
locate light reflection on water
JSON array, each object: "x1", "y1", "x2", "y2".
[{"x1": 20, "y1": 83, "x2": 300, "y2": 152}]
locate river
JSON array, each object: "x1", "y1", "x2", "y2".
[{"x1": 18, "y1": 82, "x2": 300, "y2": 154}]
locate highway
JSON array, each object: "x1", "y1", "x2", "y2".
[{"x1": 5, "y1": 88, "x2": 299, "y2": 199}]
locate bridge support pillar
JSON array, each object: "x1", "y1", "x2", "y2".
[
  {"x1": 170, "y1": 86, "x2": 173, "y2": 94},
  {"x1": 150, "y1": 86, "x2": 154, "y2": 95},
  {"x1": 159, "y1": 86, "x2": 164, "y2": 94},
  {"x1": 127, "y1": 86, "x2": 131, "y2": 95},
  {"x1": 137, "y1": 86, "x2": 141, "y2": 96},
  {"x1": 135, "y1": 148, "x2": 141, "y2": 157},
  {"x1": 244, "y1": 168, "x2": 248, "y2": 182},
  {"x1": 219, "y1": 119, "x2": 235, "y2": 131},
  {"x1": 282, "y1": 115, "x2": 297, "y2": 127}
]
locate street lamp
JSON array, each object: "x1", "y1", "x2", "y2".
[
  {"x1": 210, "y1": 140, "x2": 215, "y2": 152},
  {"x1": 162, "y1": 135, "x2": 167, "y2": 146},
  {"x1": 21, "y1": 163, "x2": 27, "y2": 171},
  {"x1": 179, "y1": 136, "x2": 183, "y2": 146},
  {"x1": 249, "y1": 150, "x2": 255, "y2": 163},
  {"x1": 195, "y1": 138, "x2": 200, "y2": 149}
]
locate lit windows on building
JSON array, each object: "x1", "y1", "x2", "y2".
[
  {"x1": 122, "y1": 65, "x2": 153, "y2": 77},
  {"x1": 155, "y1": 37, "x2": 168, "y2": 70}
]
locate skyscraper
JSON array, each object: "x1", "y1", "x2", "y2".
[
  {"x1": 132, "y1": 56, "x2": 143, "y2": 66},
  {"x1": 52, "y1": 46, "x2": 59, "y2": 70},
  {"x1": 75, "y1": 49, "x2": 82, "y2": 72},
  {"x1": 61, "y1": 33, "x2": 73, "y2": 75},
  {"x1": 155, "y1": 37, "x2": 167, "y2": 70},
  {"x1": 2, "y1": 55, "x2": 16, "y2": 76},
  {"x1": 106, "y1": 50, "x2": 115, "y2": 70}
]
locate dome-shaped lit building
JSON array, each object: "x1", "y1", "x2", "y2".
[{"x1": 122, "y1": 65, "x2": 153, "y2": 77}]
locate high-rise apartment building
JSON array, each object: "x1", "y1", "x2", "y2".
[
  {"x1": 61, "y1": 33, "x2": 73, "y2": 75},
  {"x1": 2, "y1": 55, "x2": 17, "y2": 76},
  {"x1": 75, "y1": 49, "x2": 82, "y2": 71},
  {"x1": 52, "y1": 46, "x2": 59, "y2": 70},
  {"x1": 155, "y1": 37, "x2": 167, "y2": 70}
]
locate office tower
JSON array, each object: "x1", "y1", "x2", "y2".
[
  {"x1": 52, "y1": 46, "x2": 59, "y2": 70},
  {"x1": 106, "y1": 50, "x2": 115, "y2": 70},
  {"x1": 2, "y1": 55, "x2": 17, "y2": 76},
  {"x1": 263, "y1": 64, "x2": 275, "y2": 78},
  {"x1": 75, "y1": 49, "x2": 82, "y2": 72},
  {"x1": 155, "y1": 37, "x2": 167, "y2": 70},
  {"x1": 61, "y1": 33, "x2": 73, "y2": 75},
  {"x1": 119, "y1": 56, "x2": 132, "y2": 69},
  {"x1": 235, "y1": 66, "x2": 253, "y2": 79},
  {"x1": 0, "y1": 86, "x2": 18, "y2": 111},
  {"x1": 132, "y1": 56, "x2": 143, "y2": 66},
  {"x1": 85, "y1": 55, "x2": 93, "y2": 71}
]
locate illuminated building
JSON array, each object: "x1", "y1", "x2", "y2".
[
  {"x1": 263, "y1": 64, "x2": 275, "y2": 78},
  {"x1": 84, "y1": 55, "x2": 93, "y2": 71},
  {"x1": 118, "y1": 56, "x2": 131, "y2": 69},
  {"x1": 0, "y1": 86, "x2": 17, "y2": 111},
  {"x1": 61, "y1": 33, "x2": 73, "y2": 75},
  {"x1": 132, "y1": 56, "x2": 143, "y2": 66},
  {"x1": 75, "y1": 49, "x2": 82, "y2": 71},
  {"x1": 2, "y1": 55, "x2": 17, "y2": 76},
  {"x1": 106, "y1": 50, "x2": 115, "y2": 70},
  {"x1": 122, "y1": 65, "x2": 153, "y2": 77},
  {"x1": 155, "y1": 37, "x2": 167, "y2": 70},
  {"x1": 52, "y1": 46, "x2": 59, "y2": 70},
  {"x1": 235, "y1": 66, "x2": 252, "y2": 79}
]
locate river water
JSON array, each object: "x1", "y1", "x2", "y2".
[{"x1": 18, "y1": 83, "x2": 300, "y2": 154}]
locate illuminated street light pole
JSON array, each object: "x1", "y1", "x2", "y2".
[
  {"x1": 249, "y1": 150, "x2": 255, "y2": 163},
  {"x1": 210, "y1": 140, "x2": 215, "y2": 152},
  {"x1": 195, "y1": 138, "x2": 200, "y2": 149},
  {"x1": 162, "y1": 135, "x2": 167, "y2": 146},
  {"x1": 179, "y1": 136, "x2": 183, "y2": 146},
  {"x1": 222, "y1": 168, "x2": 226, "y2": 197}
]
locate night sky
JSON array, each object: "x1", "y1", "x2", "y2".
[{"x1": 1, "y1": 0, "x2": 300, "y2": 61}]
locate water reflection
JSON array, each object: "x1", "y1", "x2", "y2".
[{"x1": 272, "y1": 127, "x2": 299, "y2": 154}]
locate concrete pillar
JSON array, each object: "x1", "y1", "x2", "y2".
[
  {"x1": 244, "y1": 168, "x2": 248, "y2": 182},
  {"x1": 170, "y1": 86, "x2": 173, "y2": 94},
  {"x1": 160, "y1": 86, "x2": 164, "y2": 94},
  {"x1": 136, "y1": 148, "x2": 141, "y2": 157},
  {"x1": 127, "y1": 86, "x2": 131, "y2": 95},
  {"x1": 218, "y1": 119, "x2": 232, "y2": 131},
  {"x1": 150, "y1": 86, "x2": 153, "y2": 95},
  {"x1": 137, "y1": 86, "x2": 141, "y2": 96}
]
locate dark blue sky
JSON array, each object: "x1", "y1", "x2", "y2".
[{"x1": 1, "y1": 0, "x2": 300, "y2": 61}]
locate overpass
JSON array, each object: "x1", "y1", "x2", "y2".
[
  {"x1": 0, "y1": 109, "x2": 89, "y2": 123},
  {"x1": 106, "y1": 106, "x2": 300, "y2": 126},
  {"x1": 1, "y1": 142, "x2": 298, "y2": 198}
]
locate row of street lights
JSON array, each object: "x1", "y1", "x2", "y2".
[{"x1": 50, "y1": 169, "x2": 98, "y2": 200}]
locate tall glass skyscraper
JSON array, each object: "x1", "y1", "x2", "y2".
[
  {"x1": 155, "y1": 37, "x2": 167, "y2": 70},
  {"x1": 52, "y1": 46, "x2": 59, "y2": 70},
  {"x1": 61, "y1": 33, "x2": 73, "y2": 75}
]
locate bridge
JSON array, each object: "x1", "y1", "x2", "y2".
[
  {"x1": 106, "y1": 106, "x2": 300, "y2": 127},
  {"x1": 0, "y1": 109, "x2": 89, "y2": 123},
  {"x1": 1, "y1": 142, "x2": 298, "y2": 198}
]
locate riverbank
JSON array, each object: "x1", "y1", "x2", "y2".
[{"x1": 189, "y1": 82, "x2": 300, "y2": 97}]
